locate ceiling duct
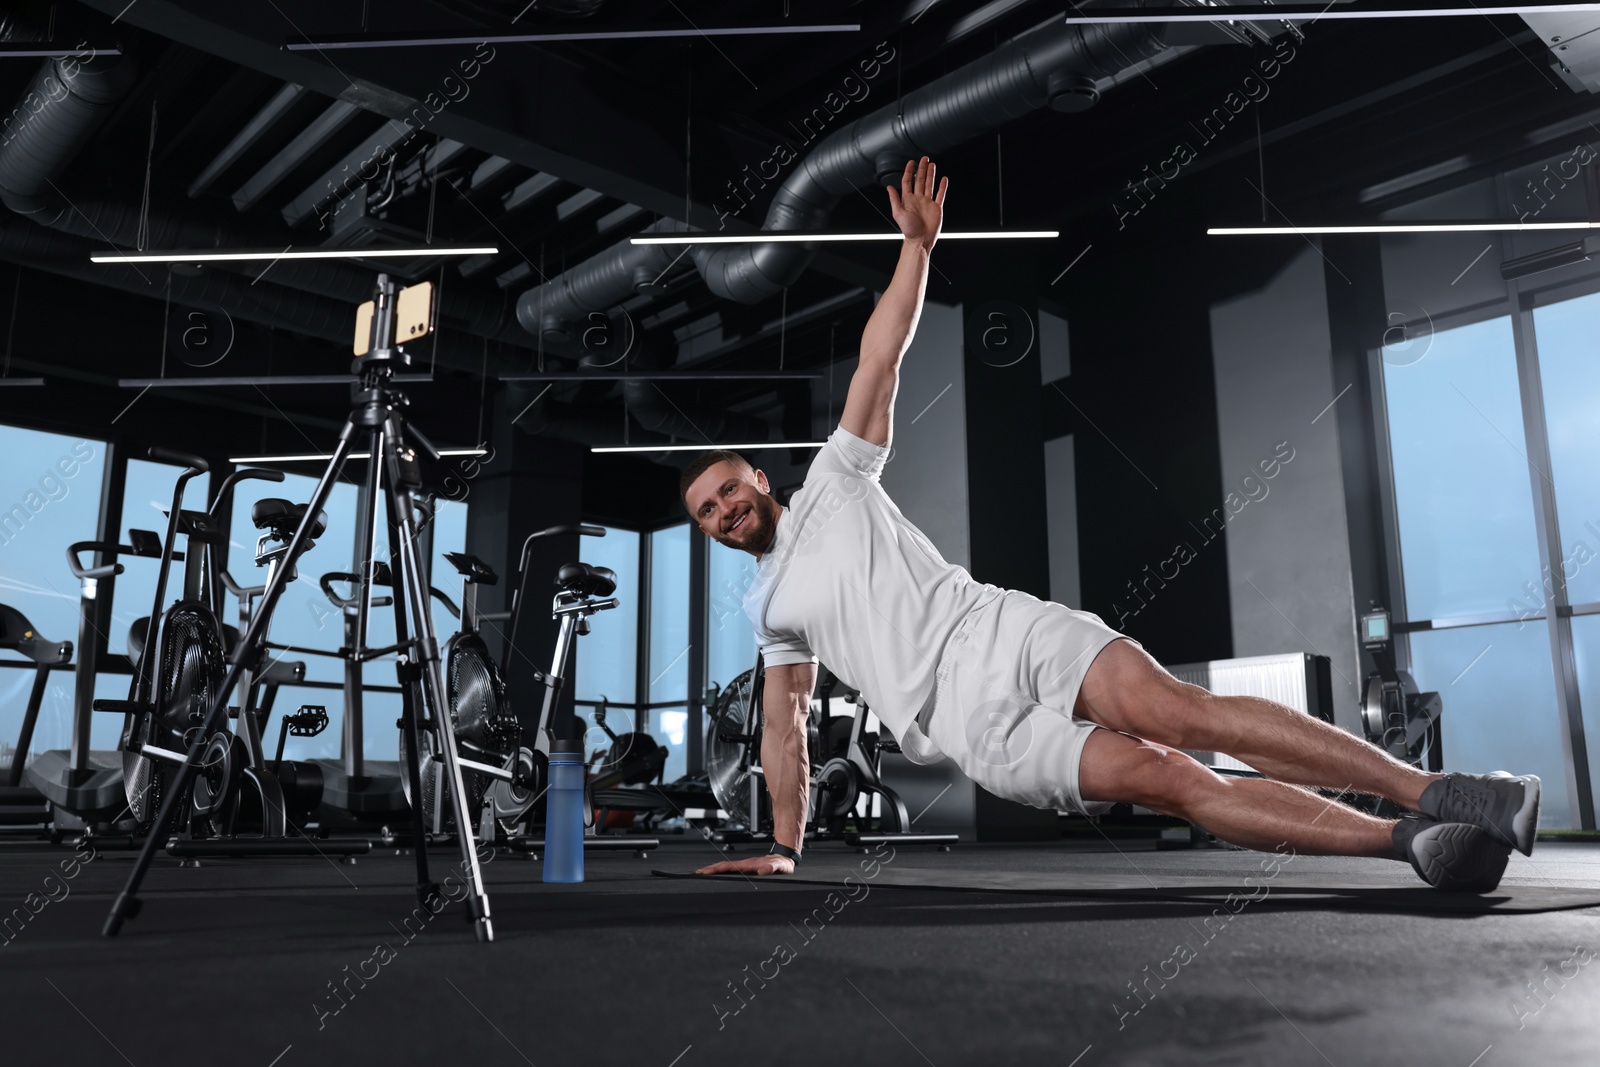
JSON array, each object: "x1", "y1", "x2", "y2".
[
  {"x1": 425, "y1": 0, "x2": 607, "y2": 23},
  {"x1": 0, "y1": 1, "x2": 48, "y2": 43},
  {"x1": 1523, "y1": 9, "x2": 1600, "y2": 92},
  {"x1": 614, "y1": 340, "x2": 771, "y2": 446},
  {"x1": 514, "y1": 14, "x2": 1176, "y2": 345},
  {"x1": 0, "y1": 214, "x2": 495, "y2": 367},
  {"x1": 506, "y1": 335, "x2": 772, "y2": 450},
  {"x1": 507, "y1": 392, "x2": 659, "y2": 449},
  {"x1": 0, "y1": 45, "x2": 527, "y2": 353}
]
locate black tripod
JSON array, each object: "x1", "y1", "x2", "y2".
[{"x1": 103, "y1": 274, "x2": 493, "y2": 942}]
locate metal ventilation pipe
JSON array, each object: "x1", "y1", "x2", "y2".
[
  {"x1": 616, "y1": 340, "x2": 771, "y2": 444},
  {"x1": 508, "y1": 393, "x2": 658, "y2": 448},
  {"x1": 0, "y1": 47, "x2": 137, "y2": 217},
  {"x1": 507, "y1": 335, "x2": 771, "y2": 448},
  {"x1": 0, "y1": 214, "x2": 494, "y2": 367},
  {"x1": 512, "y1": 217, "x2": 693, "y2": 348},
  {"x1": 514, "y1": 16, "x2": 1173, "y2": 341},
  {"x1": 0, "y1": 47, "x2": 527, "y2": 351}
]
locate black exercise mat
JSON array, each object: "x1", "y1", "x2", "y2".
[{"x1": 653, "y1": 863, "x2": 1600, "y2": 914}]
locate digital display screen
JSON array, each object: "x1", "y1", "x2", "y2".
[{"x1": 1364, "y1": 614, "x2": 1388, "y2": 640}]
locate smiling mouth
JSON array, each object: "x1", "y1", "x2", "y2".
[{"x1": 728, "y1": 509, "x2": 749, "y2": 534}]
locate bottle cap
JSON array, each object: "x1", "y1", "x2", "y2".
[{"x1": 550, "y1": 738, "x2": 583, "y2": 755}]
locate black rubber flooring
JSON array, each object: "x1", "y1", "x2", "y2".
[{"x1": 2, "y1": 834, "x2": 1597, "y2": 1067}]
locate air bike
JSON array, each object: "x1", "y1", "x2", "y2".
[
  {"x1": 103, "y1": 275, "x2": 493, "y2": 942},
  {"x1": 401, "y1": 526, "x2": 640, "y2": 857},
  {"x1": 707, "y1": 655, "x2": 958, "y2": 852}
]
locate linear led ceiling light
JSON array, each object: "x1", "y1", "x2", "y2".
[
  {"x1": 1065, "y1": 3, "x2": 1600, "y2": 23},
  {"x1": 229, "y1": 449, "x2": 488, "y2": 464},
  {"x1": 91, "y1": 245, "x2": 497, "y2": 264},
  {"x1": 591, "y1": 442, "x2": 828, "y2": 454},
  {"x1": 500, "y1": 371, "x2": 823, "y2": 382},
  {"x1": 1208, "y1": 222, "x2": 1600, "y2": 235},
  {"x1": 286, "y1": 24, "x2": 859, "y2": 50},
  {"x1": 0, "y1": 43, "x2": 121, "y2": 57},
  {"x1": 119, "y1": 374, "x2": 435, "y2": 388},
  {"x1": 631, "y1": 231, "x2": 1058, "y2": 245}
]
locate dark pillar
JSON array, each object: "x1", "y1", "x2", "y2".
[
  {"x1": 962, "y1": 292, "x2": 1051, "y2": 601},
  {"x1": 687, "y1": 528, "x2": 707, "y2": 774},
  {"x1": 961, "y1": 270, "x2": 1057, "y2": 840},
  {"x1": 470, "y1": 397, "x2": 587, "y2": 744},
  {"x1": 1322, "y1": 235, "x2": 1395, "y2": 676}
]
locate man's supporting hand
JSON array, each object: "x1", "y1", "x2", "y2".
[
  {"x1": 886, "y1": 155, "x2": 948, "y2": 253},
  {"x1": 695, "y1": 854, "x2": 796, "y2": 876}
]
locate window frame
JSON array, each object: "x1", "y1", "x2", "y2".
[{"x1": 1372, "y1": 185, "x2": 1600, "y2": 828}]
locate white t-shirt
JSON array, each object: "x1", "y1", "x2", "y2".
[{"x1": 741, "y1": 425, "x2": 1002, "y2": 763}]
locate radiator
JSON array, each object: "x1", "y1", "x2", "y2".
[{"x1": 1165, "y1": 652, "x2": 1334, "y2": 774}]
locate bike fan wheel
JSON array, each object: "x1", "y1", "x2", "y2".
[
  {"x1": 706, "y1": 667, "x2": 765, "y2": 831},
  {"x1": 125, "y1": 605, "x2": 227, "y2": 830},
  {"x1": 400, "y1": 634, "x2": 519, "y2": 835}
]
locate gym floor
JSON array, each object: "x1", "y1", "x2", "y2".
[{"x1": 2, "y1": 836, "x2": 1596, "y2": 1067}]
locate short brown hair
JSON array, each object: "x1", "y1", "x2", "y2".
[{"x1": 680, "y1": 449, "x2": 752, "y2": 513}]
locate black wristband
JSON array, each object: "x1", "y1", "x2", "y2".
[{"x1": 768, "y1": 841, "x2": 801, "y2": 864}]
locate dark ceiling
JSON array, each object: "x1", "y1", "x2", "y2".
[{"x1": 0, "y1": 0, "x2": 1592, "y2": 465}]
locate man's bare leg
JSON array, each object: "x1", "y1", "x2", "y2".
[
  {"x1": 1074, "y1": 639, "x2": 1436, "y2": 809},
  {"x1": 1077, "y1": 728, "x2": 1397, "y2": 856}
]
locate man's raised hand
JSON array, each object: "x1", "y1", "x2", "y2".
[{"x1": 887, "y1": 155, "x2": 948, "y2": 252}]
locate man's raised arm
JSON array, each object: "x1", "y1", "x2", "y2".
[{"x1": 838, "y1": 156, "x2": 949, "y2": 449}]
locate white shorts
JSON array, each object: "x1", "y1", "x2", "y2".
[{"x1": 918, "y1": 589, "x2": 1136, "y2": 817}]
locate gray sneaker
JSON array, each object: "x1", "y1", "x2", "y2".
[
  {"x1": 1393, "y1": 817, "x2": 1511, "y2": 893},
  {"x1": 1417, "y1": 771, "x2": 1541, "y2": 856}
]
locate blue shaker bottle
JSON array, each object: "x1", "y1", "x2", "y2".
[{"x1": 542, "y1": 738, "x2": 585, "y2": 883}]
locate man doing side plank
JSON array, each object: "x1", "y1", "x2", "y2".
[{"x1": 685, "y1": 157, "x2": 1538, "y2": 890}]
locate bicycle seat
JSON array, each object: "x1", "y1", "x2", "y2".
[
  {"x1": 556, "y1": 563, "x2": 616, "y2": 598},
  {"x1": 0, "y1": 604, "x2": 71, "y2": 665},
  {"x1": 252, "y1": 498, "x2": 328, "y2": 539}
]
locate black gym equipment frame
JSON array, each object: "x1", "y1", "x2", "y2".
[{"x1": 103, "y1": 274, "x2": 493, "y2": 942}]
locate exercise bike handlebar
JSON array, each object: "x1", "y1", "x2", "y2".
[
  {"x1": 430, "y1": 585, "x2": 460, "y2": 620},
  {"x1": 146, "y1": 446, "x2": 209, "y2": 474},
  {"x1": 531, "y1": 523, "x2": 606, "y2": 541},
  {"x1": 514, "y1": 524, "x2": 606, "y2": 579},
  {"x1": 209, "y1": 467, "x2": 285, "y2": 516},
  {"x1": 67, "y1": 540, "x2": 126, "y2": 581},
  {"x1": 319, "y1": 569, "x2": 414, "y2": 612},
  {"x1": 218, "y1": 570, "x2": 265, "y2": 601},
  {"x1": 501, "y1": 523, "x2": 610, "y2": 677},
  {"x1": 319, "y1": 572, "x2": 361, "y2": 609}
]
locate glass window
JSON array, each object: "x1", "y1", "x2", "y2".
[
  {"x1": 573, "y1": 525, "x2": 640, "y2": 707},
  {"x1": 1568, "y1": 615, "x2": 1600, "y2": 809},
  {"x1": 648, "y1": 523, "x2": 690, "y2": 705},
  {"x1": 1408, "y1": 621, "x2": 1570, "y2": 828},
  {"x1": 1382, "y1": 316, "x2": 1544, "y2": 620},
  {"x1": 254, "y1": 684, "x2": 342, "y2": 763},
  {"x1": 109, "y1": 458, "x2": 211, "y2": 654},
  {"x1": 427, "y1": 497, "x2": 469, "y2": 647},
  {"x1": 225, "y1": 462, "x2": 401, "y2": 762},
  {"x1": 570, "y1": 700, "x2": 686, "y2": 789},
  {"x1": 655, "y1": 704, "x2": 688, "y2": 784},
  {"x1": 0, "y1": 427, "x2": 108, "y2": 765},
  {"x1": 1530, "y1": 292, "x2": 1600, "y2": 607},
  {"x1": 89, "y1": 670, "x2": 132, "y2": 750},
  {"x1": 707, "y1": 540, "x2": 758, "y2": 692},
  {"x1": 226, "y1": 470, "x2": 358, "y2": 685},
  {"x1": 1568, "y1": 614, "x2": 1600, "y2": 806}
]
